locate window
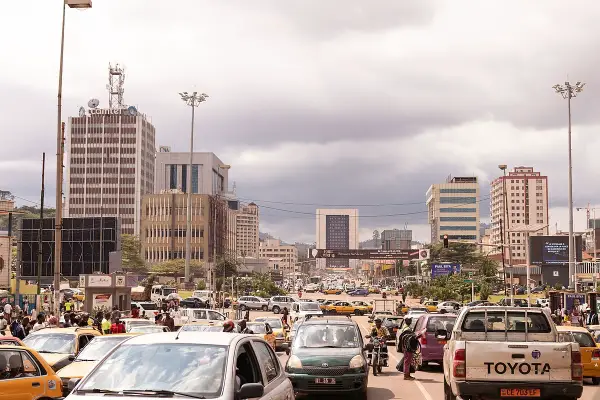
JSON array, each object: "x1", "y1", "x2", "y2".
[
  {"x1": 0, "y1": 349, "x2": 41, "y2": 380},
  {"x1": 439, "y1": 188, "x2": 477, "y2": 194},
  {"x1": 252, "y1": 341, "x2": 279, "y2": 383},
  {"x1": 426, "y1": 316, "x2": 456, "y2": 332},
  {"x1": 208, "y1": 311, "x2": 225, "y2": 321},
  {"x1": 181, "y1": 165, "x2": 188, "y2": 193},
  {"x1": 169, "y1": 165, "x2": 177, "y2": 189},
  {"x1": 236, "y1": 343, "x2": 262, "y2": 387},
  {"x1": 572, "y1": 332, "x2": 596, "y2": 348},
  {"x1": 461, "y1": 311, "x2": 550, "y2": 333},
  {"x1": 440, "y1": 226, "x2": 477, "y2": 231},
  {"x1": 440, "y1": 197, "x2": 476, "y2": 204},
  {"x1": 439, "y1": 208, "x2": 476, "y2": 213},
  {"x1": 191, "y1": 164, "x2": 199, "y2": 194},
  {"x1": 439, "y1": 217, "x2": 476, "y2": 222}
]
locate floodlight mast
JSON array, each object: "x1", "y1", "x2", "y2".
[
  {"x1": 179, "y1": 91, "x2": 209, "y2": 283},
  {"x1": 553, "y1": 81, "x2": 585, "y2": 291}
]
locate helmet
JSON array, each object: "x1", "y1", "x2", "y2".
[{"x1": 223, "y1": 320, "x2": 235, "y2": 332}]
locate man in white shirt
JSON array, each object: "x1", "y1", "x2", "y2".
[
  {"x1": 32, "y1": 315, "x2": 47, "y2": 332},
  {"x1": 0, "y1": 315, "x2": 7, "y2": 332},
  {"x1": 3, "y1": 303, "x2": 12, "y2": 323}
]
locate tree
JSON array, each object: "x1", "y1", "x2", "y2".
[
  {"x1": 0, "y1": 204, "x2": 56, "y2": 233},
  {"x1": 215, "y1": 257, "x2": 240, "y2": 279},
  {"x1": 150, "y1": 259, "x2": 204, "y2": 277},
  {"x1": 121, "y1": 234, "x2": 147, "y2": 273}
]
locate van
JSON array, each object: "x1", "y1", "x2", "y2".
[
  {"x1": 150, "y1": 285, "x2": 178, "y2": 303},
  {"x1": 291, "y1": 301, "x2": 323, "y2": 322}
]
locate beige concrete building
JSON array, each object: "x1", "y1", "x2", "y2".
[
  {"x1": 490, "y1": 166, "x2": 549, "y2": 264},
  {"x1": 259, "y1": 239, "x2": 298, "y2": 274},
  {"x1": 66, "y1": 109, "x2": 156, "y2": 235},
  {"x1": 315, "y1": 209, "x2": 359, "y2": 270},
  {"x1": 236, "y1": 203, "x2": 259, "y2": 258},
  {"x1": 426, "y1": 177, "x2": 480, "y2": 244},
  {"x1": 0, "y1": 232, "x2": 10, "y2": 289},
  {"x1": 140, "y1": 191, "x2": 228, "y2": 265}
]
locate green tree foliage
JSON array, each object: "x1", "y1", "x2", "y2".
[
  {"x1": 215, "y1": 257, "x2": 239, "y2": 280},
  {"x1": 196, "y1": 280, "x2": 207, "y2": 290},
  {"x1": 236, "y1": 273, "x2": 286, "y2": 297},
  {"x1": 121, "y1": 234, "x2": 147, "y2": 273},
  {"x1": 479, "y1": 283, "x2": 492, "y2": 301},
  {"x1": 0, "y1": 205, "x2": 56, "y2": 233},
  {"x1": 150, "y1": 259, "x2": 204, "y2": 277}
]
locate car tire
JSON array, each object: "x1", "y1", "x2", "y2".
[
  {"x1": 593, "y1": 377, "x2": 600, "y2": 385},
  {"x1": 354, "y1": 309, "x2": 361, "y2": 316},
  {"x1": 262, "y1": 305, "x2": 268, "y2": 311},
  {"x1": 273, "y1": 306, "x2": 281, "y2": 314},
  {"x1": 240, "y1": 304, "x2": 247, "y2": 312}
]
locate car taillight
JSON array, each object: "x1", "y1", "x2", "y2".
[
  {"x1": 572, "y1": 351, "x2": 583, "y2": 381},
  {"x1": 453, "y1": 349, "x2": 466, "y2": 379},
  {"x1": 593, "y1": 349, "x2": 600, "y2": 359},
  {"x1": 419, "y1": 330, "x2": 427, "y2": 345}
]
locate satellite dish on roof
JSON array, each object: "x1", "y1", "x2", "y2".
[{"x1": 88, "y1": 98, "x2": 99, "y2": 109}]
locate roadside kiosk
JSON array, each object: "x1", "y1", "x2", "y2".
[{"x1": 79, "y1": 273, "x2": 134, "y2": 314}]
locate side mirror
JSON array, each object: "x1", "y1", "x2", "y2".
[
  {"x1": 238, "y1": 383, "x2": 264, "y2": 399},
  {"x1": 435, "y1": 329, "x2": 448, "y2": 340},
  {"x1": 68, "y1": 377, "x2": 81, "y2": 391}
]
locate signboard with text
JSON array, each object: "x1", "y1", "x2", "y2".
[
  {"x1": 431, "y1": 263, "x2": 461, "y2": 278},
  {"x1": 310, "y1": 249, "x2": 424, "y2": 260}
]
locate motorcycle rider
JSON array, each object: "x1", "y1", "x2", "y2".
[
  {"x1": 223, "y1": 320, "x2": 236, "y2": 332},
  {"x1": 370, "y1": 318, "x2": 389, "y2": 366}
]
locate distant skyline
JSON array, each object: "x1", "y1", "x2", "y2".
[{"x1": 2, "y1": 1, "x2": 600, "y2": 244}]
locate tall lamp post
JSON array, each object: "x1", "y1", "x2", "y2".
[
  {"x1": 54, "y1": 0, "x2": 92, "y2": 315},
  {"x1": 179, "y1": 91, "x2": 209, "y2": 283},
  {"x1": 553, "y1": 81, "x2": 585, "y2": 290}
]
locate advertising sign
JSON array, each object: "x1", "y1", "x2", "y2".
[
  {"x1": 310, "y1": 249, "x2": 417, "y2": 260},
  {"x1": 529, "y1": 236, "x2": 582, "y2": 265},
  {"x1": 92, "y1": 294, "x2": 112, "y2": 309},
  {"x1": 565, "y1": 293, "x2": 585, "y2": 313},
  {"x1": 431, "y1": 263, "x2": 461, "y2": 278},
  {"x1": 88, "y1": 275, "x2": 112, "y2": 287}
]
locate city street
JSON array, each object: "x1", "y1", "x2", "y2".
[{"x1": 248, "y1": 292, "x2": 600, "y2": 400}]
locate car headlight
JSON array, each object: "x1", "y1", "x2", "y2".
[
  {"x1": 286, "y1": 355, "x2": 303, "y2": 370},
  {"x1": 349, "y1": 355, "x2": 365, "y2": 369}
]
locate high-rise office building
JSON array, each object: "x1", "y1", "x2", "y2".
[
  {"x1": 154, "y1": 149, "x2": 229, "y2": 196},
  {"x1": 315, "y1": 209, "x2": 359, "y2": 269},
  {"x1": 427, "y1": 177, "x2": 480, "y2": 244},
  {"x1": 65, "y1": 108, "x2": 155, "y2": 235},
  {"x1": 381, "y1": 229, "x2": 412, "y2": 250},
  {"x1": 490, "y1": 166, "x2": 549, "y2": 264},
  {"x1": 236, "y1": 203, "x2": 260, "y2": 258}
]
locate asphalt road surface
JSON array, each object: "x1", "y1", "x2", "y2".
[{"x1": 245, "y1": 291, "x2": 600, "y2": 400}]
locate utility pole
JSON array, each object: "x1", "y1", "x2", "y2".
[
  {"x1": 500, "y1": 218, "x2": 507, "y2": 297},
  {"x1": 37, "y1": 153, "x2": 45, "y2": 294},
  {"x1": 553, "y1": 81, "x2": 585, "y2": 290},
  {"x1": 179, "y1": 91, "x2": 209, "y2": 283}
]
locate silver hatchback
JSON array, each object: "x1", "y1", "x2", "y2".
[{"x1": 238, "y1": 296, "x2": 269, "y2": 311}]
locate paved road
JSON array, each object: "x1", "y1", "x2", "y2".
[{"x1": 247, "y1": 291, "x2": 600, "y2": 399}]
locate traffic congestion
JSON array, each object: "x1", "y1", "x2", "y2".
[{"x1": 2, "y1": 275, "x2": 600, "y2": 399}]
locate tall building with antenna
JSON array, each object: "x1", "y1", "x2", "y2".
[{"x1": 65, "y1": 63, "x2": 156, "y2": 235}]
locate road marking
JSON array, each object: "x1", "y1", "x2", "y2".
[{"x1": 415, "y1": 380, "x2": 433, "y2": 400}]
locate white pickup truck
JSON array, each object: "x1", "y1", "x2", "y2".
[{"x1": 441, "y1": 306, "x2": 583, "y2": 400}]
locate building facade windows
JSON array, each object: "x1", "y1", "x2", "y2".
[
  {"x1": 439, "y1": 216, "x2": 477, "y2": 222},
  {"x1": 169, "y1": 165, "x2": 177, "y2": 189},
  {"x1": 440, "y1": 226, "x2": 477, "y2": 231},
  {"x1": 191, "y1": 165, "x2": 199, "y2": 194},
  {"x1": 440, "y1": 197, "x2": 476, "y2": 204},
  {"x1": 439, "y1": 235, "x2": 477, "y2": 240},
  {"x1": 181, "y1": 165, "x2": 188, "y2": 193},
  {"x1": 439, "y1": 188, "x2": 477, "y2": 194},
  {"x1": 439, "y1": 208, "x2": 477, "y2": 213}
]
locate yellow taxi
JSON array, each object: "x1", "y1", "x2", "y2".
[
  {"x1": 557, "y1": 326, "x2": 600, "y2": 384},
  {"x1": 245, "y1": 321, "x2": 277, "y2": 350},
  {"x1": 319, "y1": 300, "x2": 335, "y2": 311},
  {"x1": 351, "y1": 300, "x2": 373, "y2": 313},
  {"x1": 22, "y1": 327, "x2": 102, "y2": 371},
  {"x1": 368, "y1": 286, "x2": 381, "y2": 294},
  {"x1": 254, "y1": 317, "x2": 289, "y2": 350},
  {"x1": 56, "y1": 333, "x2": 140, "y2": 395},
  {"x1": 423, "y1": 301, "x2": 439, "y2": 312},
  {"x1": 324, "y1": 301, "x2": 369, "y2": 316},
  {"x1": 0, "y1": 344, "x2": 63, "y2": 399},
  {"x1": 323, "y1": 288, "x2": 342, "y2": 295}
]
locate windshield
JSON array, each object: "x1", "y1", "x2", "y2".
[
  {"x1": 76, "y1": 337, "x2": 131, "y2": 361},
  {"x1": 23, "y1": 333, "x2": 76, "y2": 354},
  {"x1": 246, "y1": 323, "x2": 266, "y2": 334},
  {"x1": 461, "y1": 311, "x2": 551, "y2": 333},
  {"x1": 425, "y1": 316, "x2": 456, "y2": 332},
  {"x1": 78, "y1": 343, "x2": 227, "y2": 397},
  {"x1": 572, "y1": 332, "x2": 596, "y2": 348},
  {"x1": 137, "y1": 303, "x2": 158, "y2": 310},
  {"x1": 180, "y1": 325, "x2": 223, "y2": 332},
  {"x1": 162, "y1": 288, "x2": 177, "y2": 296},
  {"x1": 294, "y1": 325, "x2": 359, "y2": 349},
  {"x1": 299, "y1": 303, "x2": 321, "y2": 311},
  {"x1": 129, "y1": 326, "x2": 165, "y2": 333},
  {"x1": 262, "y1": 319, "x2": 282, "y2": 329}
]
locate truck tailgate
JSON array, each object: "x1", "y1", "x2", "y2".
[{"x1": 465, "y1": 341, "x2": 573, "y2": 382}]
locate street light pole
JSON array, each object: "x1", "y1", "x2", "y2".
[
  {"x1": 54, "y1": 0, "x2": 92, "y2": 315},
  {"x1": 554, "y1": 81, "x2": 585, "y2": 291},
  {"x1": 179, "y1": 91, "x2": 209, "y2": 283},
  {"x1": 499, "y1": 164, "x2": 508, "y2": 296}
]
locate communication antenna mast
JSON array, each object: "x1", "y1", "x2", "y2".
[{"x1": 107, "y1": 63, "x2": 125, "y2": 109}]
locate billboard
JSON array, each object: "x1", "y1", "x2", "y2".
[
  {"x1": 565, "y1": 293, "x2": 585, "y2": 313},
  {"x1": 529, "y1": 236, "x2": 582, "y2": 265},
  {"x1": 310, "y1": 249, "x2": 422, "y2": 260},
  {"x1": 431, "y1": 263, "x2": 461, "y2": 278}
]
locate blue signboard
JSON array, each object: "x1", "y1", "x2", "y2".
[
  {"x1": 431, "y1": 263, "x2": 461, "y2": 278},
  {"x1": 565, "y1": 293, "x2": 585, "y2": 312}
]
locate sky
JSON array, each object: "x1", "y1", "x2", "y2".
[{"x1": 2, "y1": 1, "x2": 600, "y2": 244}]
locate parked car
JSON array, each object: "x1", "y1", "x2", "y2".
[
  {"x1": 267, "y1": 296, "x2": 297, "y2": 314},
  {"x1": 238, "y1": 296, "x2": 269, "y2": 311},
  {"x1": 348, "y1": 288, "x2": 369, "y2": 296},
  {"x1": 180, "y1": 296, "x2": 208, "y2": 308},
  {"x1": 437, "y1": 301, "x2": 461, "y2": 313},
  {"x1": 413, "y1": 313, "x2": 457, "y2": 366},
  {"x1": 131, "y1": 301, "x2": 160, "y2": 319}
]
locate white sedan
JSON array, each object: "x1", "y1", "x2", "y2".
[{"x1": 437, "y1": 301, "x2": 461, "y2": 313}]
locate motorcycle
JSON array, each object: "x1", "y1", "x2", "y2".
[{"x1": 365, "y1": 335, "x2": 387, "y2": 376}]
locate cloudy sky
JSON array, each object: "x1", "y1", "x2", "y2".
[{"x1": 3, "y1": 0, "x2": 600, "y2": 244}]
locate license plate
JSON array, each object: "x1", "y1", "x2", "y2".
[
  {"x1": 501, "y1": 389, "x2": 540, "y2": 397},
  {"x1": 438, "y1": 340, "x2": 447, "y2": 344},
  {"x1": 315, "y1": 378, "x2": 336, "y2": 384}
]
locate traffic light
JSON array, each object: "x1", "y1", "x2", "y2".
[{"x1": 443, "y1": 235, "x2": 449, "y2": 248}]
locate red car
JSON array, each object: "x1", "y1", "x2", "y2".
[{"x1": 413, "y1": 314, "x2": 457, "y2": 367}]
